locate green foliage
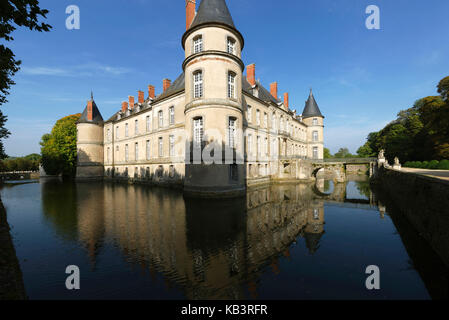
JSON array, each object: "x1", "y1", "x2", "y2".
[
  {"x1": 437, "y1": 160, "x2": 449, "y2": 170},
  {"x1": 334, "y1": 147, "x2": 355, "y2": 158},
  {"x1": 404, "y1": 159, "x2": 449, "y2": 170},
  {"x1": 323, "y1": 147, "x2": 332, "y2": 159},
  {"x1": 0, "y1": 153, "x2": 41, "y2": 172},
  {"x1": 40, "y1": 114, "x2": 81, "y2": 177},
  {"x1": 427, "y1": 160, "x2": 439, "y2": 169},
  {"x1": 357, "y1": 75, "x2": 449, "y2": 162}
]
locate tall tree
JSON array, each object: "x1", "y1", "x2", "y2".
[
  {"x1": 40, "y1": 114, "x2": 81, "y2": 177},
  {"x1": 0, "y1": 0, "x2": 52, "y2": 158}
]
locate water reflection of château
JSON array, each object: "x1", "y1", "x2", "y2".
[{"x1": 42, "y1": 179, "x2": 327, "y2": 299}]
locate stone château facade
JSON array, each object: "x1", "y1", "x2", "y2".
[{"x1": 76, "y1": 0, "x2": 325, "y2": 197}]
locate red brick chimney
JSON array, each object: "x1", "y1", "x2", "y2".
[
  {"x1": 284, "y1": 93, "x2": 289, "y2": 109},
  {"x1": 128, "y1": 96, "x2": 135, "y2": 110},
  {"x1": 163, "y1": 79, "x2": 171, "y2": 92},
  {"x1": 247, "y1": 64, "x2": 256, "y2": 87},
  {"x1": 138, "y1": 90, "x2": 144, "y2": 104},
  {"x1": 87, "y1": 101, "x2": 93, "y2": 121},
  {"x1": 148, "y1": 85, "x2": 155, "y2": 100},
  {"x1": 122, "y1": 101, "x2": 128, "y2": 112},
  {"x1": 270, "y1": 82, "x2": 278, "y2": 99},
  {"x1": 186, "y1": 0, "x2": 196, "y2": 30}
]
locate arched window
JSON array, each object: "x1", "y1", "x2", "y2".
[
  {"x1": 193, "y1": 117, "x2": 204, "y2": 149},
  {"x1": 169, "y1": 106, "x2": 175, "y2": 125},
  {"x1": 247, "y1": 105, "x2": 252, "y2": 123},
  {"x1": 158, "y1": 110, "x2": 163, "y2": 128},
  {"x1": 193, "y1": 71, "x2": 203, "y2": 98},
  {"x1": 227, "y1": 37, "x2": 236, "y2": 54},
  {"x1": 193, "y1": 35, "x2": 203, "y2": 54},
  {"x1": 228, "y1": 72, "x2": 236, "y2": 99},
  {"x1": 313, "y1": 131, "x2": 319, "y2": 142}
]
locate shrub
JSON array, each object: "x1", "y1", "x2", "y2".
[
  {"x1": 404, "y1": 161, "x2": 412, "y2": 168},
  {"x1": 428, "y1": 160, "x2": 440, "y2": 169},
  {"x1": 437, "y1": 160, "x2": 449, "y2": 170}
]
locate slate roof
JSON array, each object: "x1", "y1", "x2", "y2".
[
  {"x1": 302, "y1": 89, "x2": 323, "y2": 118},
  {"x1": 242, "y1": 77, "x2": 280, "y2": 105},
  {"x1": 78, "y1": 99, "x2": 104, "y2": 124},
  {"x1": 190, "y1": 0, "x2": 236, "y2": 30},
  {"x1": 153, "y1": 73, "x2": 185, "y2": 103}
]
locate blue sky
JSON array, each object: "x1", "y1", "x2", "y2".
[{"x1": 3, "y1": 0, "x2": 449, "y2": 156}]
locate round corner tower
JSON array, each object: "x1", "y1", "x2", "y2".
[
  {"x1": 76, "y1": 97, "x2": 105, "y2": 180},
  {"x1": 182, "y1": 0, "x2": 246, "y2": 197},
  {"x1": 302, "y1": 89, "x2": 325, "y2": 160}
]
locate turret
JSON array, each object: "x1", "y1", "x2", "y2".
[
  {"x1": 302, "y1": 89, "x2": 324, "y2": 160},
  {"x1": 182, "y1": 0, "x2": 246, "y2": 196},
  {"x1": 76, "y1": 94, "x2": 104, "y2": 180}
]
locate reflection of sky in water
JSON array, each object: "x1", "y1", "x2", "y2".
[{"x1": 346, "y1": 181, "x2": 370, "y2": 200}]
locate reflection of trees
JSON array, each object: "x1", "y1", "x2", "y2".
[
  {"x1": 354, "y1": 181, "x2": 371, "y2": 199},
  {"x1": 41, "y1": 178, "x2": 78, "y2": 241}
]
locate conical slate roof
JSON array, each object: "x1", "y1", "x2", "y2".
[
  {"x1": 302, "y1": 89, "x2": 323, "y2": 118},
  {"x1": 190, "y1": 0, "x2": 236, "y2": 30},
  {"x1": 78, "y1": 96, "x2": 104, "y2": 124}
]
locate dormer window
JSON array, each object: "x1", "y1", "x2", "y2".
[
  {"x1": 313, "y1": 118, "x2": 318, "y2": 125},
  {"x1": 193, "y1": 35, "x2": 203, "y2": 54},
  {"x1": 227, "y1": 37, "x2": 236, "y2": 54}
]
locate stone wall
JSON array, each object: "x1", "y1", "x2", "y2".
[
  {"x1": 0, "y1": 199, "x2": 26, "y2": 300},
  {"x1": 372, "y1": 167, "x2": 449, "y2": 267}
]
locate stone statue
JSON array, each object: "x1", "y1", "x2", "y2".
[
  {"x1": 378, "y1": 149, "x2": 385, "y2": 160},
  {"x1": 393, "y1": 157, "x2": 401, "y2": 170},
  {"x1": 377, "y1": 149, "x2": 386, "y2": 168}
]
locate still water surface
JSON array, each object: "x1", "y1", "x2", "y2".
[{"x1": 0, "y1": 178, "x2": 435, "y2": 299}]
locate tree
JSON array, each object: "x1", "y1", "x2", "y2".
[
  {"x1": 437, "y1": 76, "x2": 449, "y2": 101},
  {"x1": 323, "y1": 147, "x2": 332, "y2": 159},
  {"x1": 334, "y1": 148, "x2": 352, "y2": 158},
  {"x1": 40, "y1": 114, "x2": 81, "y2": 177},
  {"x1": 0, "y1": 0, "x2": 52, "y2": 159}
]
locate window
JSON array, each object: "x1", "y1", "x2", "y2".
[
  {"x1": 227, "y1": 37, "x2": 236, "y2": 54},
  {"x1": 256, "y1": 136, "x2": 261, "y2": 156},
  {"x1": 230, "y1": 164, "x2": 238, "y2": 181},
  {"x1": 247, "y1": 134, "x2": 252, "y2": 156},
  {"x1": 146, "y1": 140, "x2": 151, "y2": 160},
  {"x1": 280, "y1": 118, "x2": 284, "y2": 132},
  {"x1": 247, "y1": 106, "x2": 252, "y2": 123},
  {"x1": 313, "y1": 131, "x2": 319, "y2": 142},
  {"x1": 193, "y1": 35, "x2": 203, "y2": 54},
  {"x1": 264, "y1": 113, "x2": 268, "y2": 128},
  {"x1": 135, "y1": 142, "x2": 139, "y2": 161},
  {"x1": 313, "y1": 146, "x2": 319, "y2": 159},
  {"x1": 313, "y1": 118, "x2": 318, "y2": 126},
  {"x1": 228, "y1": 118, "x2": 237, "y2": 148},
  {"x1": 272, "y1": 113, "x2": 276, "y2": 131},
  {"x1": 116, "y1": 126, "x2": 119, "y2": 139},
  {"x1": 314, "y1": 209, "x2": 319, "y2": 220},
  {"x1": 256, "y1": 110, "x2": 260, "y2": 126},
  {"x1": 169, "y1": 135, "x2": 175, "y2": 157},
  {"x1": 264, "y1": 137, "x2": 268, "y2": 156},
  {"x1": 146, "y1": 115, "x2": 151, "y2": 132},
  {"x1": 193, "y1": 71, "x2": 203, "y2": 98},
  {"x1": 158, "y1": 110, "x2": 163, "y2": 128},
  {"x1": 107, "y1": 129, "x2": 111, "y2": 142},
  {"x1": 125, "y1": 144, "x2": 129, "y2": 162},
  {"x1": 125, "y1": 123, "x2": 129, "y2": 137},
  {"x1": 158, "y1": 137, "x2": 163, "y2": 157},
  {"x1": 169, "y1": 106, "x2": 175, "y2": 125},
  {"x1": 135, "y1": 119, "x2": 139, "y2": 135},
  {"x1": 107, "y1": 147, "x2": 111, "y2": 163},
  {"x1": 228, "y1": 72, "x2": 236, "y2": 99},
  {"x1": 193, "y1": 117, "x2": 203, "y2": 149}
]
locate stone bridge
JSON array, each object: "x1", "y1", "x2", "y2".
[{"x1": 310, "y1": 158, "x2": 377, "y2": 183}]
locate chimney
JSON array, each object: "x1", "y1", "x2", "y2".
[
  {"x1": 163, "y1": 79, "x2": 171, "y2": 92},
  {"x1": 284, "y1": 93, "x2": 289, "y2": 109},
  {"x1": 186, "y1": 0, "x2": 196, "y2": 30},
  {"x1": 148, "y1": 85, "x2": 155, "y2": 100},
  {"x1": 87, "y1": 101, "x2": 93, "y2": 121},
  {"x1": 270, "y1": 82, "x2": 278, "y2": 99},
  {"x1": 138, "y1": 90, "x2": 145, "y2": 104},
  {"x1": 122, "y1": 101, "x2": 128, "y2": 112},
  {"x1": 247, "y1": 64, "x2": 256, "y2": 87},
  {"x1": 128, "y1": 96, "x2": 135, "y2": 109}
]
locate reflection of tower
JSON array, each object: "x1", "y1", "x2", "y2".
[
  {"x1": 183, "y1": 0, "x2": 246, "y2": 195},
  {"x1": 76, "y1": 95, "x2": 104, "y2": 180},
  {"x1": 304, "y1": 202, "x2": 325, "y2": 254}
]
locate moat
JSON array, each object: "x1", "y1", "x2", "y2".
[{"x1": 1, "y1": 177, "x2": 447, "y2": 300}]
